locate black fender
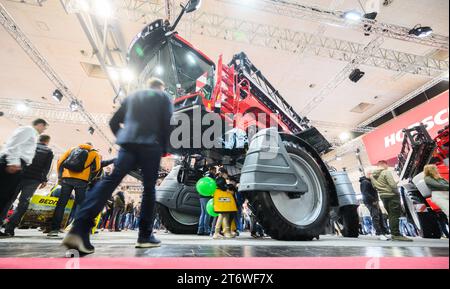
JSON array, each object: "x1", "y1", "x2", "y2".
[{"x1": 155, "y1": 165, "x2": 200, "y2": 215}]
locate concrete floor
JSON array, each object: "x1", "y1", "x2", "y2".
[{"x1": 0, "y1": 229, "x2": 448, "y2": 258}]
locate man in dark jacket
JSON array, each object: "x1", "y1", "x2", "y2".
[
  {"x1": 63, "y1": 78, "x2": 173, "y2": 254},
  {"x1": 0, "y1": 119, "x2": 48, "y2": 219},
  {"x1": 359, "y1": 175, "x2": 388, "y2": 237},
  {"x1": 1, "y1": 134, "x2": 53, "y2": 237}
]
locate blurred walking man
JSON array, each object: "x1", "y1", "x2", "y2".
[
  {"x1": 63, "y1": 78, "x2": 173, "y2": 254},
  {"x1": 0, "y1": 119, "x2": 48, "y2": 217},
  {"x1": 1, "y1": 134, "x2": 53, "y2": 237}
]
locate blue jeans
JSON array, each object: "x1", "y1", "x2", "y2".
[
  {"x1": 72, "y1": 144, "x2": 162, "y2": 239},
  {"x1": 133, "y1": 217, "x2": 140, "y2": 230},
  {"x1": 198, "y1": 198, "x2": 211, "y2": 234},
  {"x1": 124, "y1": 213, "x2": 133, "y2": 229},
  {"x1": 51, "y1": 178, "x2": 87, "y2": 231},
  {"x1": 234, "y1": 192, "x2": 244, "y2": 232},
  {"x1": 5, "y1": 178, "x2": 41, "y2": 230}
]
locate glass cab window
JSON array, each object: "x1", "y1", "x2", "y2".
[{"x1": 134, "y1": 36, "x2": 215, "y2": 100}]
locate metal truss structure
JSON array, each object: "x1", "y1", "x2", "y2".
[
  {"x1": 0, "y1": 97, "x2": 112, "y2": 126},
  {"x1": 2, "y1": 1, "x2": 447, "y2": 144},
  {"x1": 3, "y1": 0, "x2": 46, "y2": 7},
  {"x1": 116, "y1": 1, "x2": 448, "y2": 78},
  {"x1": 358, "y1": 73, "x2": 449, "y2": 127},
  {"x1": 59, "y1": 0, "x2": 128, "y2": 100},
  {"x1": 217, "y1": 0, "x2": 449, "y2": 51},
  {"x1": 300, "y1": 36, "x2": 385, "y2": 115},
  {"x1": 0, "y1": 3, "x2": 116, "y2": 148},
  {"x1": 310, "y1": 120, "x2": 374, "y2": 134},
  {"x1": 323, "y1": 137, "x2": 366, "y2": 163}
]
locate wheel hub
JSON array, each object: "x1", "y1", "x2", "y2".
[
  {"x1": 168, "y1": 209, "x2": 199, "y2": 226},
  {"x1": 269, "y1": 153, "x2": 323, "y2": 226}
]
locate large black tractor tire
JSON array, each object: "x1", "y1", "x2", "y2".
[
  {"x1": 156, "y1": 203, "x2": 198, "y2": 234},
  {"x1": 402, "y1": 191, "x2": 441, "y2": 239},
  {"x1": 414, "y1": 212, "x2": 442, "y2": 239},
  {"x1": 246, "y1": 141, "x2": 331, "y2": 241},
  {"x1": 340, "y1": 205, "x2": 360, "y2": 238}
]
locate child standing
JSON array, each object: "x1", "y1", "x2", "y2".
[{"x1": 212, "y1": 177, "x2": 238, "y2": 239}]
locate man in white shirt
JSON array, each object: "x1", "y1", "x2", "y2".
[{"x1": 0, "y1": 118, "x2": 48, "y2": 216}]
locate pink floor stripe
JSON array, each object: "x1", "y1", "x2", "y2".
[{"x1": 0, "y1": 257, "x2": 448, "y2": 269}]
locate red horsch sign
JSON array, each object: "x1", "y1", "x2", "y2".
[{"x1": 362, "y1": 90, "x2": 449, "y2": 165}]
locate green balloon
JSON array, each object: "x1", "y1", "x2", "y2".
[
  {"x1": 206, "y1": 199, "x2": 219, "y2": 217},
  {"x1": 196, "y1": 177, "x2": 216, "y2": 197}
]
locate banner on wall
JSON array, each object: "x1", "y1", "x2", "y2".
[
  {"x1": 19, "y1": 195, "x2": 74, "y2": 228},
  {"x1": 362, "y1": 91, "x2": 449, "y2": 165}
]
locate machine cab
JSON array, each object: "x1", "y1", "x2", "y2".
[{"x1": 127, "y1": 19, "x2": 216, "y2": 112}]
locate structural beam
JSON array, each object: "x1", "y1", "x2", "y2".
[
  {"x1": 0, "y1": 3, "x2": 116, "y2": 148},
  {"x1": 118, "y1": 1, "x2": 448, "y2": 77},
  {"x1": 358, "y1": 74, "x2": 449, "y2": 127},
  {"x1": 217, "y1": 0, "x2": 449, "y2": 51}
]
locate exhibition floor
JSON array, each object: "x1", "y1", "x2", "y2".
[{"x1": 0, "y1": 230, "x2": 447, "y2": 269}]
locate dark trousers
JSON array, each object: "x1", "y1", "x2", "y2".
[
  {"x1": 51, "y1": 178, "x2": 88, "y2": 231},
  {"x1": 109, "y1": 207, "x2": 124, "y2": 231},
  {"x1": 380, "y1": 194, "x2": 402, "y2": 236},
  {"x1": 234, "y1": 193, "x2": 244, "y2": 232},
  {"x1": 100, "y1": 210, "x2": 112, "y2": 229},
  {"x1": 0, "y1": 183, "x2": 22, "y2": 223},
  {"x1": 72, "y1": 144, "x2": 162, "y2": 239},
  {"x1": 198, "y1": 198, "x2": 211, "y2": 234},
  {"x1": 250, "y1": 215, "x2": 264, "y2": 236},
  {"x1": 365, "y1": 201, "x2": 388, "y2": 235},
  {"x1": 0, "y1": 161, "x2": 23, "y2": 218},
  {"x1": 5, "y1": 178, "x2": 41, "y2": 230}
]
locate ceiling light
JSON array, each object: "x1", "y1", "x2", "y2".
[
  {"x1": 53, "y1": 89, "x2": 63, "y2": 102},
  {"x1": 339, "y1": 132, "x2": 351, "y2": 142},
  {"x1": 121, "y1": 68, "x2": 134, "y2": 82},
  {"x1": 409, "y1": 25, "x2": 433, "y2": 38},
  {"x1": 343, "y1": 10, "x2": 363, "y2": 22},
  {"x1": 16, "y1": 103, "x2": 29, "y2": 112},
  {"x1": 349, "y1": 68, "x2": 365, "y2": 83},
  {"x1": 108, "y1": 67, "x2": 120, "y2": 81},
  {"x1": 155, "y1": 66, "x2": 163, "y2": 75},
  {"x1": 336, "y1": 156, "x2": 342, "y2": 161},
  {"x1": 69, "y1": 101, "x2": 80, "y2": 112},
  {"x1": 363, "y1": 12, "x2": 378, "y2": 20},
  {"x1": 94, "y1": 0, "x2": 113, "y2": 18}
]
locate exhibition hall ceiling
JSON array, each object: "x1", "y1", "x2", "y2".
[{"x1": 0, "y1": 0, "x2": 448, "y2": 156}]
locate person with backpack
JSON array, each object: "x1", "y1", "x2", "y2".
[
  {"x1": 47, "y1": 142, "x2": 101, "y2": 237},
  {"x1": 62, "y1": 78, "x2": 173, "y2": 254}
]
